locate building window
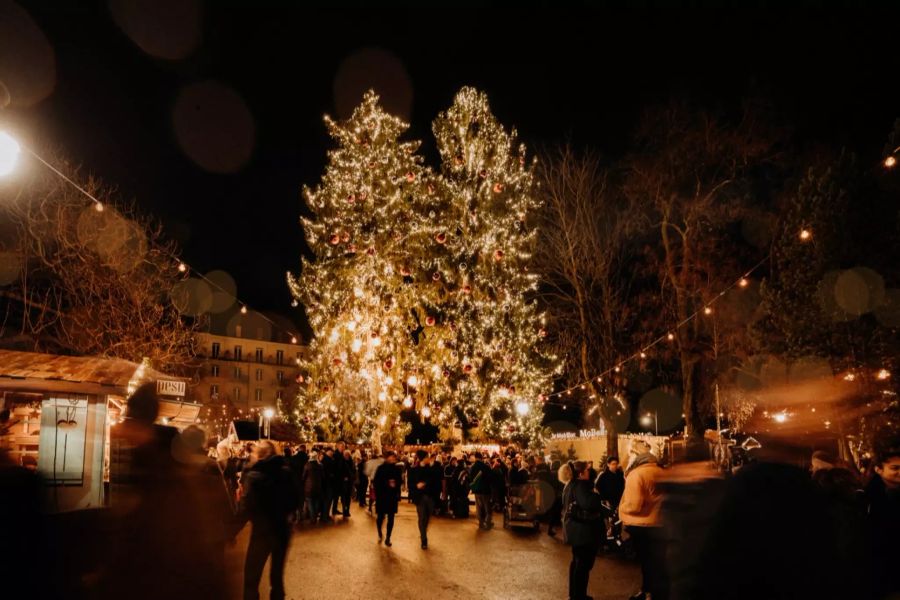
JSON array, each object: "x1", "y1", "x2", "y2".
[
  {"x1": 255, "y1": 369, "x2": 263, "y2": 382},
  {"x1": 211, "y1": 364, "x2": 219, "y2": 377},
  {"x1": 255, "y1": 389, "x2": 263, "y2": 402},
  {"x1": 210, "y1": 384, "x2": 219, "y2": 399},
  {"x1": 211, "y1": 342, "x2": 220, "y2": 359},
  {"x1": 233, "y1": 387, "x2": 240, "y2": 402},
  {"x1": 276, "y1": 350, "x2": 284, "y2": 365},
  {"x1": 276, "y1": 370, "x2": 284, "y2": 383},
  {"x1": 234, "y1": 345, "x2": 242, "y2": 361},
  {"x1": 234, "y1": 367, "x2": 241, "y2": 379},
  {"x1": 255, "y1": 348, "x2": 264, "y2": 363}
]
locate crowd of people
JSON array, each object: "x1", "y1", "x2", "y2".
[{"x1": 4, "y1": 382, "x2": 898, "y2": 600}]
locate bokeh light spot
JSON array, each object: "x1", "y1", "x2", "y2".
[
  {"x1": 0, "y1": 0, "x2": 55, "y2": 107},
  {"x1": 170, "y1": 277, "x2": 213, "y2": 316},
  {"x1": 173, "y1": 80, "x2": 256, "y2": 173},
  {"x1": 334, "y1": 47, "x2": 413, "y2": 121},
  {"x1": 108, "y1": 0, "x2": 202, "y2": 61},
  {"x1": 0, "y1": 250, "x2": 22, "y2": 285}
]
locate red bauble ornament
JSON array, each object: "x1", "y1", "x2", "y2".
[
  {"x1": 454, "y1": 155, "x2": 463, "y2": 166},
  {"x1": 400, "y1": 266, "x2": 411, "y2": 277},
  {"x1": 332, "y1": 358, "x2": 342, "y2": 366},
  {"x1": 493, "y1": 183, "x2": 504, "y2": 193},
  {"x1": 384, "y1": 358, "x2": 394, "y2": 370},
  {"x1": 346, "y1": 193, "x2": 356, "y2": 203},
  {"x1": 442, "y1": 369, "x2": 450, "y2": 378},
  {"x1": 296, "y1": 374, "x2": 304, "y2": 383},
  {"x1": 370, "y1": 331, "x2": 379, "y2": 338},
  {"x1": 322, "y1": 385, "x2": 330, "y2": 392},
  {"x1": 435, "y1": 232, "x2": 447, "y2": 244},
  {"x1": 359, "y1": 191, "x2": 368, "y2": 201},
  {"x1": 427, "y1": 184, "x2": 435, "y2": 194},
  {"x1": 462, "y1": 285, "x2": 472, "y2": 295},
  {"x1": 341, "y1": 232, "x2": 351, "y2": 243},
  {"x1": 479, "y1": 169, "x2": 487, "y2": 179},
  {"x1": 347, "y1": 243, "x2": 357, "y2": 253},
  {"x1": 432, "y1": 272, "x2": 441, "y2": 282},
  {"x1": 406, "y1": 172, "x2": 415, "y2": 182},
  {"x1": 494, "y1": 249, "x2": 505, "y2": 261},
  {"x1": 329, "y1": 234, "x2": 340, "y2": 245},
  {"x1": 425, "y1": 316, "x2": 436, "y2": 326},
  {"x1": 366, "y1": 246, "x2": 376, "y2": 256},
  {"x1": 463, "y1": 363, "x2": 473, "y2": 374},
  {"x1": 538, "y1": 328, "x2": 547, "y2": 338}
]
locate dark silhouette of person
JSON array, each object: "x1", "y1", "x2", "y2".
[{"x1": 234, "y1": 440, "x2": 299, "y2": 600}]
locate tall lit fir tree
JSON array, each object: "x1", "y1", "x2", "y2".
[{"x1": 288, "y1": 89, "x2": 555, "y2": 448}]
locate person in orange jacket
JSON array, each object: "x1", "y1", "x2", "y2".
[{"x1": 620, "y1": 447, "x2": 668, "y2": 600}]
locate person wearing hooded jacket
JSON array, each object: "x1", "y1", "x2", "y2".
[
  {"x1": 620, "y1": 450, "x2": 667, "y2": 600},
  {"x1": 234, "y1": 441, "x2": 299, "y2": 600}
]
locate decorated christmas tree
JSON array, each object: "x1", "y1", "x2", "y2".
[
  {"x1": 430, "y1": 88, "x2": 557, "y2": 447},
  {"x1": 287, "y1": 91, "x2": 443, "y2": 444},
  {"x1": 288, "y1": 88, "x2": 554, "y2": 448}
]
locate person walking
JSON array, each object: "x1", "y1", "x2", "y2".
[
  {"x1": 302, "y1": 450, "x2": 324, "y2": 523},
  {"x1": 619, "y1": 449, "x2": 667, "y2": 600},
  {"x1": 235, "y1": 441, "x2": 299, "y2": 600},
  {"x1": 408, "y1": 450, "x2": 442, "y2": 549},
  {"x1": 562, "y1": 460, "x2": 606, "y2": 600},
  {"x1": 373, "y1": 450, "x2": 402, "y2": 546},
  {"x1": 320, "y1": 447, "x2": 336, "y2": 522},
  {"x1": 357, "y1": 451, "x2": 369, "y2": 508},
  {"x1": 338, "y1": 448, "x2": 354, "y2": 517},
  {"x1": 469, "y1": 452, "x2": 494, "y2": 529}
]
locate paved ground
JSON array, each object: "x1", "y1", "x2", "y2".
[{"x1": 228, "y1": 503, "x2": 640, "y2": 600}]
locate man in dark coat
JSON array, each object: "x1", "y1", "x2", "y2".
[
  {"x1": 563, "y1": 460, "x2": 606, "y2": 600},
  {"x1": 302, "y1": 451, "x2": 324, "y2": 523},
  {"x1": 373, "y1": 451, "x2": 402, "y2": 546},
  {"x1": 235, "y1": 441, "x2": 299, "y2": 600},
  {"x1": 408, "y1": 450, "x2": 443, "y2": 549},
  {"x1": 319, "y1": 448, "x2": 336, "y2": 522},
  {"x1": 595, "y1": 456, "x2": 626, "y2": 509},
  {"x1": 469, "y1": 452, "x2": 494, "y2": 529}
]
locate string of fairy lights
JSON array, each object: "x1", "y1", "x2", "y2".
[
  {"x1": 540, "y1": 254, "x2": 772, "y2": 408},
  {"x1": 15, "y1": 142, "x2": 305, "y2": 349}
]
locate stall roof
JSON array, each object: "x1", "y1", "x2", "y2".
[{"x1": 0, "y1": 349, "x2": 183, "y2": 397}]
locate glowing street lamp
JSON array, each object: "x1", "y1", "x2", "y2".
[
  {"x1": 0, "y1": 131, "x2": 21, "y2": 176},
  {"x1": 641, "y1": 411, "x2": 658, "y2": 435},
  {"x1": 261, "y1": 407, "x2": 275, "y2": 438}
]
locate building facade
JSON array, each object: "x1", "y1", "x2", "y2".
[{"x1": 193, "y1": 332, "x2": 306, "y2": 414}]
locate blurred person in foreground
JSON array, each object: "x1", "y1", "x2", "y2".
[
  {"x1": 620, "y1": 445, "x2": 667, "y2": 600},
  {"x1": 102, "y1": 383, "x2": 233, "y2": 600},
  {"x1": 234, "y1": 440, "x2": 299, "y2": 600},
  {"x1": 866, "y1": 445, "x2": 900, "y2": 599},
  {"x1": 562, "y1": 460, "x2": 605, "y2": 600}
]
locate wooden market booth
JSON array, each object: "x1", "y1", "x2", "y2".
[{"x1": 0, "y1": 349, "x2": 197, "y2": 512}]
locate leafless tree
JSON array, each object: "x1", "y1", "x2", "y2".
[
  {"x1": 622, "y1": 101, "x2": 776, "y2": 451},
  {"x1": 536, "y1": 145, "x2": 636, "y2": 453},
  {"x1": 0, "y1": 160, "x2": 201, "y2": 373}
]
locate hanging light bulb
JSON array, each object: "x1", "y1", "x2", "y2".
[
  {"x1": 799, "y1": 229, "x2": 812, "y2": 242},
  {"x1": 177, "y1": 262, "x2": 187, "y2": 273},
  {"x1": 240, "y1": 305, "x2": 248, "y2": 315},
  {"x1": 291, "y1": 336, "x2": 298, "y2": 344},
  {"x1": 403, "y1": 396, "x2": 413, "y2": 408},
  {"x1": 703, "y1": 306, "x2": 713, "y2": 315},
  {"x1": 94, "y1": 202, "x2": 104, "y2": 212},
  {"x1": 378, "y1": 391, "x2": 387, "y2": 402},
  {"x1": 407, "y1": 374, "x2": 419, "y2": 387},
  {"x1": 347, "y1": 320, "x2": 357, "y2": 332},
  {"x1": 884, "y1": 155, "x2": 897, "y2": 169},
  {"x1": 516, "y1": 401, "x2": 530, "y2": 415},
  {"x1": 422, "y1": 406, "x2": 432, "y2": 418},
  {"x1": 351, "y1": 339, "x2": 362, "y2": 353},
  {"x1": 739, "y1": 277, "x2": 750, "y2": 288}
]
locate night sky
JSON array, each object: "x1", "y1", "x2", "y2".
[{"x1": 5, "y1": 2, "x2": 899, "y2": 337}]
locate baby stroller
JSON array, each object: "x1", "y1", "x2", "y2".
[{"x1": 503, "y1": 480, "x2": 543, "y2": 531}]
